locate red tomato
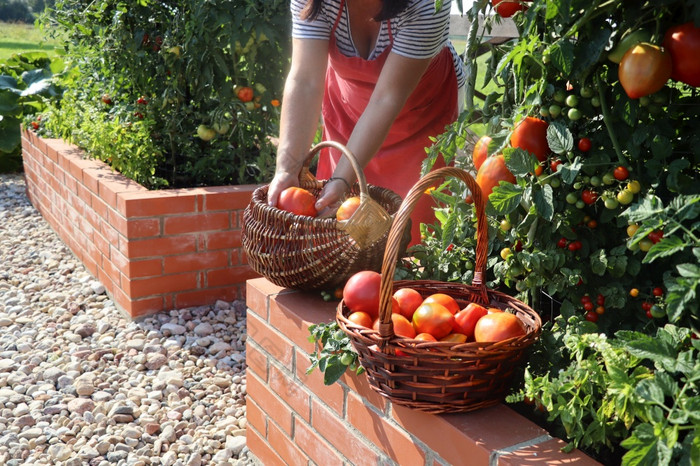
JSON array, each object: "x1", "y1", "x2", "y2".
[
  {"x1": 343, "y1": 271, "x2": 381, "y2": 317},
  {"x1": 475, "y1": 154, "x2": 516, "y2": 203},
  {"x1": 472, "y1": 135, "x2": 492, "y2": 171},
  {"x1": 414, "y1": 333, "x2": 437, "y2": 342},
  {"x1": 618, "y1": 43, "x2": 672, "y2": 99},
  {"x1": 581, "y1": 190, "x2": 598, "y2": 205},
  {"x1": 663, "y1": 22, "x2": 700, "y2": 87},
  {"x1": 578, "y1": 137, "x2": 592, "y2": 152},
  {"x1": 613, "y1": 166, "x2": 630, "y2": 181},
  {"x1": 412, "y1": 302, "x2": 455, "y2": 340},
  {"x1": 347, "y1": 311, "x2": 373, "y2": 328},
  {"x1": 374, "y1": 313, "x2": 416, "y2": 339},
  {"x1": 453, "y1": 303, "x2": 488, "y2": 340},
  {"x1": 648, "y1": 230, "x2": 664, "y2": 244},
  {"x1": 422, "y1": 293, "x2": 460, "y2": 315},
  {"x1": 491, "y1": 0, "x2": 528, "y2": 18},
  {"x1": 336, "y1": 196, "x2": 360, "y2": 221},
  {"x1": 277, "y1": 187, "x2": 318, "y2": 217},
  {"x1": 550, "y1": 158, "x2": 562, "y2": 173},
  {"x1": 393, "y1": 288, "x2": 423, "y2": 320},
  {"x1": 585, "y1": 311, "x2": 599, "y2": 323},
  {"x1": 510, "y1": 116, "x2": 550, "y2": 162},
  {"x1": 474, "y1": 312, "x2": 526, "y2": 342},
  {"x1": 440, "y1": 333, "x2": 468, "y2": 343},
  {"x1": 237, "y1": 86, "x2": 254, "y2": 102}
]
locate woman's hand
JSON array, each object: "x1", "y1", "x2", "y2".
[
  {"x1": 267, "y1": 171, "x2": 299, "y2": 207},
  {"x1": 314, "y1": 178, "x2": 350, "y2": 218}
]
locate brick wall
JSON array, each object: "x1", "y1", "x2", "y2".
[
  {"x1": 20, "y1": 130, "x2": 260, "y2": 318},
  {"x1": 245, "y1": 277, "x2": 602, "y2": 465}
]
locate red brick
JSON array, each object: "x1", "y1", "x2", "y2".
[
  {"x1": 270, "y1": 291, "x2": 337, "y2": 355},
  {"x1": 269, "y1": 364, "x2": 311, "y2": 422},
  {"x1": 247, "y1": 372, "x2": 293, "y2": 435},
  {"x1": 202, "y1": 186, "x2": 257, "y2": 211},
  {"x1": 99, "y1": 173, "x2": 146, "y2": 208},
  {"x1": 82, "y1": 167, "x2": 101, "y2": 195},
  {"x1": 205, "y1": 230, "x2": 241, "y2": 250},
  {"x1": 347, "y1": 391, "x2": 426, "y2": 465},
  {"x1": 163, "y1": 251, "x2": 228, "y2": 274},
  {"x1": 125, "y1": 236, "x2": 197, "y2": 259},
  {"x1": 118, "y1": 191, "x2": 196, "y2": 217},
  {"x1": 295, "y1": 350, "x2": 344, "y2": 416},
  {"x1": 311, "y1": 399, "x2": 380, "y2": 466},
  {"x1": 267, "y1": 417, "x2": 309, "y2": 466},
  {"x1": 246, "y1": 424, "x2": 285, "y2": 466},
  {"x1": 110, "y1": 216, "x2": 160, "y2": 238},
  {"x1": 294, "y1": 417, "x2": 344, "y2": 465},
  {"x1": 124, "y1": 273, "x2": 198, "y2": 298},
  {"x1": 497, "y1": 438, "x2": 602, "y2": 465},
  {"x1": 247, "y1": 312, "x2": 294, "y2": 368},
  {"x1": 339, "y1": 363, "x2": 388, "y2": 412},
  {"x1": 245, "y1": 340, "x2": 269, "y2": 381},
  {"x1": 173, "y1": 287, "x2": 240, "y2": 309},
  {"x1": 206, "y1": 265, "x2": 258, "y2": 287},
  {"x1": 245, "y1": 278, "x2": 286, "y2": 320},
  {"x1": 163, "y1": 212, "x2": 230, "y2": 235},
  {"x1": 245, "y1": 396, "x2": 267, "y2": 438}
]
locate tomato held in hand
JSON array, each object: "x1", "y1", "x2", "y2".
[
  {"x1": 618, "y1": 43, "x2": 672, "y2": 99},
  {"x1": 472, "y1": 135, "x2": 492, "y2": 171},
  {"x1": 412, "y1": 302, "x2": 455, "y2": 340},
  {"x1": 277, "y1": 187, "x2": 318, "y2": 217},
  {"x1": 343, "y1": 271, "x2": 381, "y2": 317},
  {"x1": 476, "y1": 154, "x2": 516, "y2": 203},
  {"x1": 663, "y1": 22, "x2": 700, "y2": 87},
  {"x1": 474, "y1": 312, "x2": 526, "y2": 342},
  {"x1": 510, "y1": 116, "x2": 550, "y2": 161},
  {"x1": 453, "y1": 303, "x2": 488, "y2": 340},
  {"x1": 336, "y1": 196, "x2": 361, "y2": 221}
]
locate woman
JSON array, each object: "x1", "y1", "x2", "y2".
[{"x1": 268, "y1": 0, "x2": 466, "y2": 245}]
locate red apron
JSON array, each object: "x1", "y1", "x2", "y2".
[{"x1": 316, "y1": 0, "x2": 459, "y2": 246}]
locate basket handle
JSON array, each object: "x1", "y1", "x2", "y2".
[
  {"x1": 376, "y1": 167, "x2": 489, "y2": 338},
  {"x1": 300, "y1": 141, "x2": 369, "y2": 198}
]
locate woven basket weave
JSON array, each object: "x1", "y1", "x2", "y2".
[
  {"x1": 336, "y1": 167, "x2": 542, "y2": 414},
  {"x1": 242, "y1": 141, "x2": 409, "y2": 291}
]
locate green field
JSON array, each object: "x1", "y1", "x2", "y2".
[{"x1": 0, "y1": 21, "x2": 62, "y2": 61}]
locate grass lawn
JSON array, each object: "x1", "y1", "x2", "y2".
[{"x1": 0, "y1": 21, "x2": 62, "y2": 61}]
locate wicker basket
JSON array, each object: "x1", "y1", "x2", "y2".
[
  {"x1": 336, "y1": 167, "x2": 542, "y2": 414},
  {"x1": 242, "y1": 141, "x2": 409, "y2": 291}
]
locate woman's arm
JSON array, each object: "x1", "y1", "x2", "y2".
[{"x1": 267, "y1": 37, "x2": 329, "y2": 206}]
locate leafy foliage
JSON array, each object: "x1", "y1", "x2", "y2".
[{"x1": 307, "y1": 321, "x2": 365, "y2": 386}]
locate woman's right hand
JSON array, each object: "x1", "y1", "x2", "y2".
[{"x1": 267, "y1": 171, "x2": 299, "y2": 207}]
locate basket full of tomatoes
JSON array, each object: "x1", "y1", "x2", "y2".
[
  {"x1": 242, "y1": 141, "x2": 410, "y2": 291},
  {"x1": 336, "y1": 167, "x2": 542, "y2": 414}
]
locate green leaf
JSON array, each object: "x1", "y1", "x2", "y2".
[
  {"x1": 677, "y1": 263, "x2": 700, "y2": 278},
  {"x1": 0, "y1": 91, "x2": 20, "y2": 114},
  {"x1": 504, "y1": 148, "x2": 536, "y2": 177},
  {"x1": 0, "y1": 121, "x2": 21, "y2": 153},
  {"x1": 558, "y1": 157, "x2": 582, "y2": 185},
  {"x1": 642, "y1": 236, "x2": 686, "y2": 263},
  {"x1": 0, "y1": 76, "x2": 19, "y2": 93},
  {"x1": 323, "y1": 360, "x2": 349, "y2": 385},
  {"x1": 546, "y1": 120, "x2": 574, "y2": 155},
  {"x1": 617, "y1": 332, "x2": 678, "y2": 372},
  {"x1": 621, "y1": 195, "x2": 665, "y2": 223},
  {"x1": 590, "y1": 249, "x2": 608, "y2": 276},
  {"x1": 487, "y1": 182, "x2": 523, "y2": 216},
  {"x1": 621, "y1": 424, "x2": 672, "y2": 466},
  {"x1": 550, "y1": 39, "x2": 575, "y2": 75},
  {"x1": 635, "y1": 379, "x2": 664, "y2": 404},
  {"x1": 534, "y1": 184, "x2": 554, "y2": 221}
]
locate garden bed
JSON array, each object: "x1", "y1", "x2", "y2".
[
  {"x1": 245, "y1": 277, "x2": 601, "y2": 465},
  {"x1": 20, "y1": 129, "x2": 260, "y2": 318}
]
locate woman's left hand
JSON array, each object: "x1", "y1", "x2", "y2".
[{"x1": 314, "y1": 178, "x2": 349, "y2": 217}]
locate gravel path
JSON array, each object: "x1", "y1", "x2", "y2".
[{"x1": 0, "y1": 174, "x2": 255, "y2": 465}]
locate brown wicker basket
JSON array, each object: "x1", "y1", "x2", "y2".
[
  {"x1": 242, "y1": 141, "x2": 410, "y2": 291},
  {"x1": 336, "y1": 167, "x2": 542, "y2": 414}
]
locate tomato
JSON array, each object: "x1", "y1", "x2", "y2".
[
  {"x1": 393, "y1": 288, "x2": 423, "y2": 320},
  {"x1": 567, "y1": 108, "x2": 582, "y2": 121},
  {"x1": 347, "y1": 311, "x2": 373, "y2": 328},
  {"x1": 472, "y1": 135, "x2": 492, "y2": 171},
  {"x1": 604, "y1": 197, "x2": 619, "y2": 209},
  {"x1": 549, "y1": 104, "x2": 562, "y2": 118},
  {"x1": 440, "y1": 333, "x2": 468, "y2": 344},
  {"x1": 596, "y1": 294, "x2": 605, "y2": 305},
  {"x1": 587, "y1": 219, "x2": 598, "y2": 229},
  {"x1": 510, "y1": 117, "x2": 550, "y2": 162},
  {"x1": 629, "y1": 288, "x2": 639, "y2": 297},
  {"x1": 595, "y1": 306, "x2": 605, "y2": 315},
  {"x1": 491, "y1": 0, "x2": 528, "y2": 18},
  {"x1": 453, "y1": 303, "x2": 488, "y2": 340},
  {"x1": 613, "y1": 166, "x2": 630, "y2": 181},
  {"x1": 638, "y1": 238, "x2": 653, "y2": 252},
  {"x1": 617, "y1": 189, "x2": 634, "y2": 205},
  {"x1": 583, "y1": 301, "x2": 594, "y2": 312},
  {"x1": 500, "y1": 247, "x2": 513, "y2": 260},
  {"x1": 373, "y1": 313, "x2": 416, "y2": 338},
  {"x1": 663, "y1": 22, "x2": 700, "y2": 87},
  {"x1": 474, "y1": 312, "x2": 526, "y2": 342},
  {"x1": 550, "y1": 158, "x2": 562, "y2": 172},
  {"x1": 627, "y1": 180, "x2": 641, "y2": 194},
  {"x1": 101, "y1": 94, "x2": 113, "y2": 105},
  {"x1": 653, "y1": 287, "x2": 664, "y2": 297},
  {"x1": 412, "y1": 302, "x2": 456, "y2": 340},
  {"x1": 422, "y1": 293, "x2": 460, "y2": 315},
  {"x1": 500, "y1": 219, "x2": 512, "y2": 231},
  {"x1": 618, "y1": 43, "x2": 672, "y2": 99},
  {"x1": 336, "y1": 196, "x2": 361, "y2": 221},
  {"x1": 608, "y1": 29, "x2": 652, "y2": 63},
  {"x1": 581, "y1": 295, "x2": 592, "y2": 304},
  {"x1": 414, "y1": 333, "x2": 437, "y2": 343},
  {"x1": 568, "y1": 240, "x2": 582, "y2": 251},
  {"x1": 627, "y1": 224, "x2": 639, "y2": 237},
  {"x1": 343, "y1": 271, "x2": 381, "y2": 317},
  {"x1": 585, "y1": 311, "x2": 599, "y2": 323},
  {"x1": 565, "y1": 95, "x2": 578, "y2": 107},
  {"x1": 577, "y1": 137, "x2": 591, "y2": 152},
  {"x1": 557, "y1": 238, "x2": 568, "y2": 249},
  {"x1": 648, "y1": 230, "x2": 664, "y2": 244},
  {"x1": 649, "y1": 305, "x2": 665, "y2": 319},
  {"x1": 237, "y1": 86, "x2": 254, "y2": 102},
  {"x1": 642, "y1": 301, "x2": 652, "y2": 312},
  {"x1": 475, "y1": 154, "x2": 516, "y2": 202},
  {"x1": 581, "y1": 189, "x2": 598, "y2": 205},
  {"x1": 277, "y1": 187, "x2": 318, "y2": 217}
]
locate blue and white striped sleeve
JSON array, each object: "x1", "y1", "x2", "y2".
[{"x1": 392, "y1": 0, "x2": 451, "y2": 59}]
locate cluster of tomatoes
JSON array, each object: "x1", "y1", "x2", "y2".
[
  {"x1": 342, "y1": 271, "x2": 527, "y2": 344},
  {"x1": 276, "y1": 186, "x2": 361, "y2": 222},
  {"x1": 629, "y1": 286, "x2": 667, "y2": 319}
]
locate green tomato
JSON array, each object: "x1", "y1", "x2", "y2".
[
  {"x1": 627, "y1": 180, "x2": 642, "y2": 194},
  {"x1": 565, "y1": 95, "x2": 579, "y2": 107},
  {"x1": 617, "y1": 189, "x2": 634, "y2": 205},
  {"x1": 649, "y1": 305, "x2": 665, "y2": 318},
  {"x1": 340, "y1": 352, "x2": 354, "y2": 366},
  {"x1": 602, "y1": 172, "x2": 616, "y2": 185},
  {"x1": 549, "y1": 104, "x2": 562, "y2": 118},
  {"x1": 604, "y1": 197, "x2": 619, "y2": 209},
  {"x1": 639, "y1": 96, "x2": 651, "y2": 107},
  {"x1": 639, "y1": 238, "x2": 653, "y2": 252},
  {"x1": 509, "y1": 264, "x2": 525, "y2": 276},
  {"x1": 607, "y1": 29, "x2": 652, "y2": 63},
  {"x1": 573, "y1": 182, "x2": 582, "y2": 190},
  {"x1": 575, "y1": 200, "x2": 585, "y2": 209},
  {"x1": 590, "y1": 176, "x2": 602, "y2": 187},
  {"x1": 500, "y1": 219, "x2": 512, "y2": 231},
  {"x1": 550, "y1": 177, "x2": 561, "y2": 188},
  {"x1": 580, "y1": 86, "x2": 594, "y2": 98},
  {"x1": 567, "y1": 108, "x2": 582, "y2": 121},
  {"x1": 566, "y1": 192, "x2": 578, "y2": 204},
  {"x1": 540, "y1": 107, "x2": 550, "y2": 118},
  {"x1": 553, "y1": 89, "x2": 567, "y2": 103},
  {"x1": 590, "y1": 96, "x2": 601, "y2": 107}
]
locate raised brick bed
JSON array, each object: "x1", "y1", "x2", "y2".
[
  {"x1": 20, "y1": 130, "x2": 260, "y2": 318},
  {"x1": 245, "y1": 277, "x2": 602, "y2": 465}
]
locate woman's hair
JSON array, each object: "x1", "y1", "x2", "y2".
[{"x1": 300, "y1": 0, "x2": 411, "y2": 22}]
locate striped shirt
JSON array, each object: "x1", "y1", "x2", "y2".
[{"x1": 291, "y1": 0, "x2": 466, "y2": 88}]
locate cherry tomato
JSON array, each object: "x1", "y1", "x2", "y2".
[
  {"x1": 617, "y1": 189, "x2": 634, "y2": 205},
  {"x1": 557, "y1": 238, "x2": 568, "y2": 249},
  {"x1": 500, "y1": 247, "x2": 513, "y2": 260},
  {"x1": 641, "y1": 301, "x2": 652, "y2": 312},
  {"x1": 604, "y1": 197, "x2": 619, "y2": 209},
  {"x1": 613, "y1": 166, "x2": 630, "y2": 181},
  {"x1": 237, "y1": 86, "x2": 254, "y2": 103},
  {"x1": 650, "y1": 305, "x2": 665, "y2": 318},
  {"x1": 629, "y1": 288, "x2": 639, "y2": 297},
  {"x1": 550, "y1": 158, "x2": 562, "y2": 172},
  {"x1": 578, "y1": 137, "x2": 592, "y2": 152},
  {"x1": 500, "y1": 219, "x2": 512, "y2": 231},
  {"x1": 581, "y1": 295, "x2": 592, "y2": 304},
  {"x1": 627, "y1": 180, "x2": 642, "y2": 194},
  {"x1": 583, "y1": 301, "x2": 594, "y2": 311},
  {"x1": 648, "y1": 230, "x2": 664, "y2": 244},
  {"x1": 596, "y1": 294, "x2": 605, "y2": 305},
  {"x1": 581, "y1": 190, "x2": 598, "y2": 205},
  {"x1": 652, "y1": 287, "x2": 663, "y2": 297},
  {"x1": 566, "y1": 192, "x2": 578, "y2": 204},
  {"x1": 639, "y1": 238, "x2": 654, "y2": 252},
  {"x1": 585, "y1": 311, "x2": 599, "y2": 322},
  {"x1": 595, "y1": 306, "x2": 605, "y2": 315},
  {"x1": 587, "y1": 219, "x2": 598, "y2": 229}
]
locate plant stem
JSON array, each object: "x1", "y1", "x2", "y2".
[{"x1": 594, "y1": 72, "x2": 627, "y2": 166}]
